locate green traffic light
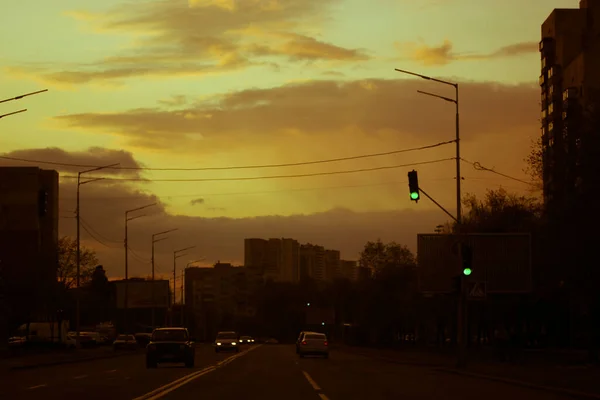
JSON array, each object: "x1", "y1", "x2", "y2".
[
  {"x1": 463, "y1": 268, "x2": 472, "y2": 276},
  {"x1": 410, "y1": 192, "x2": 419, "y2": 200}
]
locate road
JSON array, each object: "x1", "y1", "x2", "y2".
[{"x1": 0, "y1": 344, "x2": 580, "y2": 400}]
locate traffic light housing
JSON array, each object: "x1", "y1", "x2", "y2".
[
  {"x1": 461, "y1": 244, "x2": 473, "y2": 276},
  {"x1": 38, "y1": 190, "x2": 48, "y2": 217},
  {"x1": 407, "y1": 170, "x2": 420, "y2": 202},
  {"x1": 451, "y1": 275, "x2": 462, "y2": 294}
]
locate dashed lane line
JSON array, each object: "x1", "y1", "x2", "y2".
[
  {"x1": 73, "y1": 374, "x2": 88, "y2": 379},
  {"x1": 302, "y1": 371, "x2": 331, "y2": 400}
]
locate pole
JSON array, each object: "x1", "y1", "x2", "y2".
[
  {"x1": 172, "y1": 252, "x2": 176, "y2": 326},
  {"x1": 180, "y1": 269, "x2": 184, "y2": 327},
  {"x1": 455, "y1": 84, "x2": 461, "y2": 224},
  {"x1": 151, "y1": 240, "x2": 155, "y2": 329},
  {"x1": 124, "y1": 217, "x2": 129, "y2": 334},
  {"x1": 75, "y1": 174, "x2": 81, "y2": 348}
]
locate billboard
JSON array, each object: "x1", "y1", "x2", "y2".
[
  {"x1": 417, "y1": 233, "x2": 531, "y2": 294},
  {"x1": 115, "y1": 280, "x2": 170, "y2": 309}
]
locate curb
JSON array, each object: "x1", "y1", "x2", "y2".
[
  {"x1": 436, "y1": 367, "x2": 600, "y2": 400},
  {"x1": 8, "y1": 349, "x2": 143, "y2": 371}
]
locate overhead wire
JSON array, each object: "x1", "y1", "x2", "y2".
[
  {"x1": 59, "y1": 158, "x2": 455, "y2": 182},
  {"x1": 0, "y1": 140, "x2": 454, "y2": 171},
  {"x1": 460, "y1": 158, "x2": 535, "y2": 186}
]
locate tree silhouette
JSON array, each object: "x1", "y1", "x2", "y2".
[
  {"x1": 57, "y1": 236, "x2": 99, "y2": 290},
  {"x1": 359, "y1": 239, "x2": 416, "y2": 274}
]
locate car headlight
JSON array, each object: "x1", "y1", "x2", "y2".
[
  {"x1": 217, "y1": 342, "x2": 222, "y2": 346},
  {"x1": 232, "y1": 342, "x2": 237, "y2": 346}
]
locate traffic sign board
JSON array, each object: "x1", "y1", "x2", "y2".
[{"x1": 468, "y1": 282, "x2": 486, "y2": 300}]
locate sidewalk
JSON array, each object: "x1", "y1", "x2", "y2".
[
  {"x1": 0, "y1": 346, "x2": 141, "y2": 372},
  {"x1": 338, "y1": 345, "x2": 600, "y2": 398}
]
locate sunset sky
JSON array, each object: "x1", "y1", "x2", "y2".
[{"x1": 0, "y1": 0, "x2": 572, "y2": 283}]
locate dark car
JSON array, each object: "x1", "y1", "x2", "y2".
[{"x1": 146, "y1": 327, "x2": 195, "y2": 368}]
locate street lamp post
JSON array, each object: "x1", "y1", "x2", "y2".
[
  {"x1": 75, "y1": 163, "x2": 120, "y2": 347},
  {"x1": 394, "y1": 68, "x2": 461, "y2": 224},
  {"x1": 0, "y1": 89, "x2": 48, "y2": 120},
  {"x1": 173, "y1": 247, "x2": 196, "y2": 325},
  {"x1": 124, "y1": 203, "x2": 157, "y2": 333},
  {"x1": 151, "y1": 229, "x2": 179, "y2": 328},
  {"x1": 395, "y1": 68, "x2": 465, "y2": 367}
]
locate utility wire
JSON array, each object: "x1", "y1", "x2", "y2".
[
  {"x1": 460, "y1": 158, "x2": 535, "y2": 186},
  {"x1": 0, "y1": 140, "x2": 454, "y2": 171},
  {"x1": 59, "y1": 158, "x2": 454, "y2": 182}
]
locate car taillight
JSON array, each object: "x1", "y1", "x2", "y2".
[
  {"x1": 324, "y1": 341, "x2": 328, "y2": 346},
  {"x1": 302, "y1": 341, "x2": 307, "y2": 345}
]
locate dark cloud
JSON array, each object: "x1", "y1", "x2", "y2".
[
  {"x1": 190, "y1": 198, "x2": 205, "y2": 206},
  {"x1": 53, "y1": 78, "x2": 539, "y2": 152},
  {"x1": 0, "y1": 147, "x2": 144, "y2": 177}
]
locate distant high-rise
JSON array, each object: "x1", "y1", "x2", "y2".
[
  {"x1": 540, "y1": 1, "x2": 600, "y2": 213},
  {"x1": 299, "y1": 244, "x2": 326, "y2": 281},
  {"x1": 244, "y1": 238, "x2": 299, "y2": 282}
]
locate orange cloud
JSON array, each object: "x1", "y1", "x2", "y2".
[
  {"x1": 7, "y1": 0, "x2": 366, "y2": 85},
  {"x1": 397, "y1": 40, "x2": 539, "y2": 66}
]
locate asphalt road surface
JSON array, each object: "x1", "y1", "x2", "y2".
[{"x1": 1, "y1": 344, "x2": 580, "y2": 400}]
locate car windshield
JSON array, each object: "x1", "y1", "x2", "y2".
[
  {"x1": 152, "y1": 330, "x2": 188, "y2": 341},
  {"x1": 306, "y1": 334, "x2": 326, "y2": 339},
  {"x1": 117, "y1": 334, "x2": 133, "y2": 340},
  {"x1": 240, "y1": 336, "x2": 251, "y2": 340},
  {"x1": 217, "y1": 332, "x2": 237, "y2": 339}
]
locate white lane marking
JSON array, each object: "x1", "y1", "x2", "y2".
[
  {"x1": 302, "y1": 371, "x2": 331, "y2": 400},
  {"x1": 302, "y1": 371, "x2": 322, "y2": 391},
  {"x1": 73, "y1": 374, "x2": 88, "y2": 379},
  {"x1": 27, "y1": 384, "x2": 47, "y2": 390},
  {"x1": 133, "y1": 345, "x2": 262, "y2": 400}
]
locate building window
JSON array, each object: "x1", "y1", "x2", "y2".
[
  {"x1": 548, "y1": 122, "x2": 554, "y2": 132},
  {"x1": 549, "y1": 137, "x2": 554, "y2": 147},
  {"x1": 549, "y1": 85, "x2": 554, "y2": 96},
  {"x1": 548, "y1": 67, "x2": 553, "y2": 78},
  {"x1": 541, "y1": 57, "x2": 546, "y2": 69},
  {"x1": 562, "y1": 111, "x2": 567, "y2": 119},
  {"x1": 548, "y1": 103, "x2": 554, "y2": 114},
  {"x1": 541, "y1": 109, "x2": 547, "y2": 119}
]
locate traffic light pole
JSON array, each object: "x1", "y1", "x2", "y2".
[{"x1": 417, "y1": 188, "x2": 458, "y2": 223}]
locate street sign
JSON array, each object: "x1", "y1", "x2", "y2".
[{"x1": 468, "y1": 282, "x2": 486, "y2": 300}]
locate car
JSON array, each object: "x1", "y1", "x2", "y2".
[
  {"x1": 239, "y1": 336, "x2": 254, "y2": 345},
  {"x1": 298, "y1": 332, "x2": 329, "y2": 358},
  {"x1": 296, "y1": 331, "x2": 313, "y2": 353},
  {"x1": 113, "y1": 334, "x2": 137, "y2": 351},
  {"x1": 146, "y1": 327, "x2": 196, "y2": 368},
  {"x1": 214, "y1": 331, "x2": 239, "y2": 353}
]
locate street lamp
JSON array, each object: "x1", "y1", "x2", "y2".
[
  {"x1": 173, "y1": 246, "x2": 196, "y2": 324},
  {"x1": 0, "y1": 89, "x2": 48, "y2": 120},
  {"x1": 75, "y1": 163, "x2": 120, "y2": 347},
  {"x1": 150, "y1": 228, "x2": 178, "y2": 327},
  {"x1": 123, "y1": 203, "x2": 157, "y2": 333},
  {"x1": 394, "y1": 68, "x2": 461, "y2": 224}
]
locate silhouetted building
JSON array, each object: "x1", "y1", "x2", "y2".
[
  {"x1": 244, "y1": 237, "x2": 299, "y2": 282},
  {"x1": 324, "y1": 249, "x2": 342, "y2": 280},
  {"x1": 0, "y1": 167, "x2": 59, "y2": 342},
  {"x1": 341, "y1": 260, "x2": 359, "y2": 281},
  {"x1": 300, "y1": 244, "x2": 326, "y2": 281},
  {"x1": 540, "y1": 0, "x2": 600, "y2": 213}
]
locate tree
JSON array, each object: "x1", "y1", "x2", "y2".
[
  {"x1": 456, "y1": 188, "x2": 543, "y2": 233},
  {"x1": 358, "y1": 239, "x2": 416, "y2": 274},
  {"x1": 57, "y1": 236, "x2": 99, "y2": 290},
  {"x1": 524, "y1": 136, "x2": 544, "y2": 192}
]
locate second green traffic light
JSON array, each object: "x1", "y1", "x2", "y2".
[{"x1": 408, "y1": 170, "x2": 420, "y2": 202}]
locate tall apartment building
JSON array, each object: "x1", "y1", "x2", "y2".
[
  {"x1": 0, "y1": 167, "x2": 59, "y2": 341},
  {"x1": 324, "y1": 249, "x2": 342, "y2": 281},
  {"x1": 540, "y1": 0, "x2": 600, "y2": 213},
  {"x1": 299, "y1": 244, "x2": 326, "y2": 281},
  {"x1": 340, "y1": 260, "x2": 359, "y2": 281},
  {"x1": 244, "y1": 238, "x2": 299, "y2": 282}
]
